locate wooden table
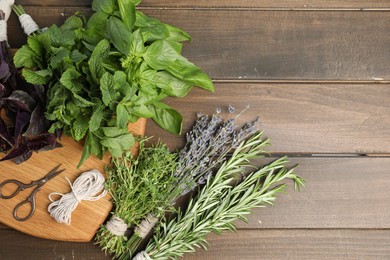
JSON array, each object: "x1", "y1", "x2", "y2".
[{"x1": 2, "y1": 0, "x2": 390, "y2": 259}]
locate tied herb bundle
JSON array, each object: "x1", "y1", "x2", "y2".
[
  {"x1": 137, "y1": 133, "x2": 304, "y2": 260},
  {"x1": 0, "y1": 8, "x2": 59, "y2": 164},
  {"x1": 121, "y1": 108, "x2": 261, "y2": 258},
  {"x1": 95, "y1": 141, "x2": 178, "y2": 257},
  {"x1": 13, "y1": 0, "x2": 213, "y2": 166}
]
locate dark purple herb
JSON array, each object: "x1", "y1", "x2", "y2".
[{"x1": 0, "y1": 10, "x2": 60, "y2": 164}]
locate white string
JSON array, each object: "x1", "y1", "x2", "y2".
[
  {"x1": 0, "y1": 20, "x2": 6, "y2": 42},
  {"x1": 134, "y1": 214, "x2": 158, "y2": 239},
  {"x1": 133, "y1": 251, "x2": 151, "y2": 260},
  {"x1": 19, "y1": 14, "x2": 39, "y2": 35},
  {"x1": 106, "y1": 215, "x2": 128, "y2": 236},
  {"x1": 0, "y1": 0, "x2": 14, "y2": 21},
  {"x1": 48, "y1": 170, "x2": 107, "y2": 225}
]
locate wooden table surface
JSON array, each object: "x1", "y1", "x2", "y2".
[{"x1": 2, "y1": 0, "x2": 390, "y2": 259}]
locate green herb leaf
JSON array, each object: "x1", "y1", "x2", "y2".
[
  {"x1": 61, "y1": 15, "x2": 83, "y2": 31},
  {"x1": 89, "y1": 39, "x2": 111, "y2": 84},
  {"x1": 100, "y1": 72, "x2": 120, "y2": 106},
  {"x1": 86, "y1": 11, "x2": 110, "y2": 40},
  {"x1": 129, "y1": 29, "x2": 145, "y2": 56},
  {"x1": 92, "y1": 0, "x2": 115, "y2": 14},
  {"x1": 118, "y1": 0, "x2": 135, "y2": 30},
  {"x1": 107, "y1": 16, "x2": 132, "y2": 55},
  {"x1": 151, "y1": 102, "x2": 183, "y2": 134},
  {"x1": 14, "y1": 45, "x2": 37, "y2": 68},
  {"x1": 154, "y1": 71, "x2": 193, "y2": 97},
  {"x1": 89, "y1": 108, "x2": 104, "y2": 132},
  {"x1": 116, "y1": 103, "x2": 128, "y2": 128},
  {"x1": 100, "y1": 126, "x2": 128, "y2": 137},
  {"x1": 71, "y1": 115, "x2": 89, "y2": 141},
  {"x1": 166, "y1": 56, "x2": 214, "y2": 92},
  {"x1": 59, "y1": 67, "x2": 83, "y2": 93},
  {"x1": 50, "y1": 47, "x2": 69, "y2": 69},
  {"x1": 143, "y1": 40, "x2": 181, "y2": 70},
  {"x1": 101, "y1": 133, "x2": 135, "y2": 157},
  {"x1": 22, "y1": 69, "x2": 52, "y2": 85}
]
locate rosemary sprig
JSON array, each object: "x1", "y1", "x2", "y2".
[
  {"x1": 138, "y1": 132, "x2": 304, "y2": 260},
  {"x1": 95, "y1": 141, "x2": 178, "y2": 257}
]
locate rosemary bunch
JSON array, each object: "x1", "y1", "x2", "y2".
[
  {"x1": 95, "y1": 141, "x2": 178, "y2": 257},
  {"x1": 137, "y1": 132, "x2": 304, "y2": 260}
]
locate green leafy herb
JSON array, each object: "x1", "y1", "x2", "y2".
[{"x1": 13, "y1": 0, "x2": 214, "y2": 165}]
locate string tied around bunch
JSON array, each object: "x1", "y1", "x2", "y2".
[
  {"x1": 48, "y1": 170, "x2": 107, "y2": 225},
  {"x1": 134, "y1": 214, "x2": 158, "y2": 239},
  {"x1": 106, "y1": 215, "x2": 128, "y2": 236},
  {"x1": 133, "y1": 251, "x2": 151, "y2": 260},
  {"x1": 18, "y1": 14, "x2": 39, "y2": 35},
  {"x1": 0, "y1": 20, "x2": 6, "y2": 42}
]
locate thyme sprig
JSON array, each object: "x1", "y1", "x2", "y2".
[{"x1": 140, "y1": 132, "x2": 304, "y2": 260}]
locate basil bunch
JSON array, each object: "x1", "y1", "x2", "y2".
[{"x1": 13, "y1": 0, "x2": 214, "y2": 166}]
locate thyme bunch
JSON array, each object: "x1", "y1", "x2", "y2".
[
  {"x1": 95, "y1": 141, "x2": 178, "y2": 257},
  {"x1": 140, "y1": 132, "x2": 304, "y2": 259}
]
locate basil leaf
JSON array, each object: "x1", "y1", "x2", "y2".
[
  {"x1": 151, "y1": 102, "x2": 183, "y2": 134},
  {"x1": 92, "y1": 0, "x2": 115, "y2": 14},
  {"x1": 133, "y1": 104, "x2": 154, "y2": 118},
  {"x1": 165, "y1": 23, "x2": 192, "y2": 42},
  {"x1": 129, "y1": 29, "x2": 144, "y2": 56},
  {"x1": 154, "y1": 71, "x2": 193, "y2": 97},
  {"x1": 143, "y1": 40, "x2": 181, "y2": 70},
  {"x1": 166, "y1": 55, "x2": 214, "y2": 92},
  {"x1": 118, "y1": 0, "x2": 136, "y2": 30},
  {"x1": 107, "y1": 16, "x2": 132, "y2": 55},
  {"x1": 86, "y1": 11, "x2": 109, "y2": 39}
]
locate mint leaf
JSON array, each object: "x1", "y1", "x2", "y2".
[
  {"x1": 50, "y1": 47, "x2": 69, "y2": 69},
  {"x1": 143, "y1": 40, "x2": 181, "y2": 70},
  {"x1": 61, "y1": 15, "x2": 83, "y2": 30},
  {"x1": 59, "y1": 67, "x2": 83, "y2": 93},
  {"x1": 116, "y1": 103, "x2": 128, "y2": 128},
  {"x1": 107, "y1": 16, "x2": 132, "y2": 55},
  {"x1": 22, "y1": 69, "x2": 51, "y2": 85},
  {"x1": 89, "y1": 108, "x2": 104, "y2": 132},
  {"x1": 100, "y1": 72, "x2": 114, "y2": 106},
  {"x1": 70, "y1": 50, "x2": 88, "y2": 63},
  {"x1": 101, "y1": 133, "x2": 135, "y2": 157},
  {"x1": 101, "y1": 126, "x2": 128, "y2": 138},
  {"x1": 14, "y1": 45, "x2": 36, "y2": 68},
  {"x1": 72, "y1": 115, "x2": 89, "y2": 141},
  {"x1": 89, "y1": 39, "x2": 110, "y2": 84},
  {"x1": 118, "y1": 0, "x2": 135, "y2": 30}
]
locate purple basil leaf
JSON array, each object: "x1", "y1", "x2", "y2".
[
  {"x1": 4, "y1": 90, "x2": 36, "y2": 112},
  {"x1": 14, "y1": 150, "x2": 33, "y2": 164},
  {"x1": 0, "y1": 43, "x2": 10, "y2": 81},
  {"x1": 13, "y1": 109, "x2": 31, "y2": 143},
  {"x1": 0, "y1": 83, "x2": 6, "y2": 98},
  {"x1": 24, "y1": 104, "x2": 49, "y2": 136},
  {"x1": 34, "y1": 85, "x2": 46, "y2": 105},
  {"x1": 26, "y1": 132, "x2": 58, "y2": 151},
  {"x1": 0, "y1": 118, "x2": 11, "y2": 152},
  {"x1": 0, "y1": 145, "x2": 27, "y2": 162}
]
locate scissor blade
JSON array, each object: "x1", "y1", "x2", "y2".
[{"x1": 43, "y1": 164, "x2": 65, "y2": 181}]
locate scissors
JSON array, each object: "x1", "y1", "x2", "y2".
[{"x1": 0, "y1": 164, "x2": 65, "y2": 221}]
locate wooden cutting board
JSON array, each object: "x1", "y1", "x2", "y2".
[{"x1": 0, "y1": 118, "x2": 146, "y2": 242}]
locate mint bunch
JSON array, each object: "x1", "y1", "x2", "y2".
[{"x1": 13, "y1": 0, "x2": 214, "y2": 166}]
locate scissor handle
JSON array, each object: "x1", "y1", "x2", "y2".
[
  {"x1": 0, "y1": 179, "x2": 27, "y2": 199},
  {"x1": 13, "y1": 187, "x2": 39, "y2": 222}
]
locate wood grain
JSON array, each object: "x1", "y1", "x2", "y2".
[
  {"x1": 0, "y1": 118, "x2": 146, "y2": 242},
  {"x1": 183, "y1": 230, "x2": 390, "y2": 260},
  {"x1": 233, "y1": 157, "x2": 390, "y2": 229},
  {"x1": 0, "y1": 228, "x2": 389, "y2": 259},
  {"x1": 8, "y1": 8, "x2": 390, "y2": 81},
  {"x1": 14, "y1": 0, "x2": 390, "y2": 9},
  {"x1": 145, "y1": 83, "x2": 390, "y2": 154}
]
